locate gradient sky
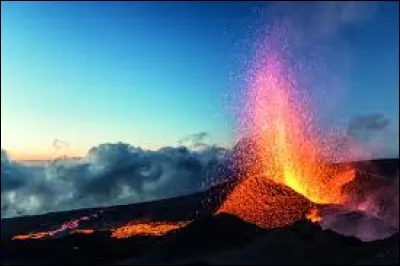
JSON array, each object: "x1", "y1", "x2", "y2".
[{"x1": 1, "y1": 1, "x2": 399, "y2": 160}]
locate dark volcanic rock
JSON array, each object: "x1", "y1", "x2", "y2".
[
  {"x1": 198, "y1": 222, "x2": 397, "y2": 265},
  {"x1": 131, "y1": 213, "x2": 263, "y2": 264},
  {"x1": 355, "y1": 234, "x2": 399, "y2": 265}
]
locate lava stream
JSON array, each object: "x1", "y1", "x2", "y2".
[
  {"x1": 12, "y1": 215, "x2": 93, "y2": 240},
  {"x1": 111, "y1": 221, "x2": 190, "y2": 239}
]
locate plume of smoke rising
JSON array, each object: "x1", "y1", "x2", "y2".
[
  {"x1": 317, "y1": 113, "x2": 398, "y2": 241},
  {"x1": 350, "y1": 173, "x2": 399, "y2": 229},
  {"x1": 320, "y1": 172, "x2": 399, "y2": 242},
  {"x1": 1, "y1": 138, "x2": 228, "y2": 218}
]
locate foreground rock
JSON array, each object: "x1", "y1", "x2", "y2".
[{"x1": 118, "y1": 214, "x2": 398, "y2": 265}]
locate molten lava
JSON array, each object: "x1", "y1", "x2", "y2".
[
  {"x1": 217, "y1": 175, "x2": 314, "y2": 228},
  {"x1": 12, "y1": 215, "x2": 92, "y2": 240},
  {"x1": 111, "y1": 221, "x2": 190, "y2": 239},
  {"x1": 12, "y1": 232, "x2": 51, "y2": 240},
  {"x1": 306, "y1": 208, "x2": 322, "y2": 223},
  {"x1": 218, "y1": 34, "x2": 356, "y2": 228},
  {"x1": 71, "y1": 229, "x2": 94, "y2": 235}
]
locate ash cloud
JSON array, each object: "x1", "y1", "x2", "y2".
[{"x1": 1, "y1": 137, "x2": 229, "y2": 218}]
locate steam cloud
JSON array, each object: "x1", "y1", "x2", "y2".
[
  {"x1": 320, "y1": 174, "x2": 399, "y2": 242},
  {"x1": 317, "y1": 114, "x2": 399, "y2": 241},
  {"x1": 1, "y1": 138, "x2": 228, "y2": 218}
]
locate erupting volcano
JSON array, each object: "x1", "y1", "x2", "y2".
[
  {"x1": 2, "y1": 2, "x2": 398, "y2": 265},
  {"x1": 217, "y1": 33, "x2": 357, "y2": 229}
]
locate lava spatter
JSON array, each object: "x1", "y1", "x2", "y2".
[{"x1": 218, "y1": 31, "x2": 356, "y2": 228}]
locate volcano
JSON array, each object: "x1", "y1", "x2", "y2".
[
  {"x1": 2, "y1": 38, "x2": 397, "y2": 263},
  {"x1": 1, "y1": 158, "x2": 398, "y2": 265},
  {"x1": 216, "y1": 175, "x2": 315, "y2": 228}
]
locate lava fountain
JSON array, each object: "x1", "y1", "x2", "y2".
[{"x1": 217, "y1": 32, "x2": 356, "y2": 228}]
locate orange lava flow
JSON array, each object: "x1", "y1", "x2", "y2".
[
  {"x1": 111, "y1": 221, "x2": 189, "y2": 239},
  {"x1": 11, "y1": 215, "x2": 93, "y2": 240},
  {"x1": 71, "y1": 229, "x2": 94, "y2": 235},
  {"x1": 12, "y1": 232, "x2": 50, "y2": 240},
  {"x1": 306, "y1": 208, "x2": 322, "y2": 223},
  {"x1": 218, "y1": 37, "x2": 356, "y2": 228}
]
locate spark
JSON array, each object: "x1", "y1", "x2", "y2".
[{"x1": 217, "y1": 30, "x2": 356, "y2": 228}]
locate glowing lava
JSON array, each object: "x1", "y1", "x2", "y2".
[
  {"x1": 12, "y1": 215, "x2": 92, "y2": 240},
  {"x1": 111, "y1": 221, "x2": 190, "y2": 239},
  {"x1": 218, "y1": 34, "x2": 356, "y2": 228},
  {"x1": 217, "y1": 175, "x2": 315, "y2": 228},
  {"x1": 306, "y1": 208, "x2": 322, "y2": 223},
  {"x1": 71, "y1": 229, "x2": 94, "y2": 235},
  {"x1": 12, "y1": 232, "x2": 51, "y2": 240}
]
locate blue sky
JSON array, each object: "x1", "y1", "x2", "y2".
[{"x1": 1, "y1": 2, "x2": 398, "y2": 160}]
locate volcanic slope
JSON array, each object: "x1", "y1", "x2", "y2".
[{"x1": 1, "y1": 158, "x2": 398, "y2": 265}]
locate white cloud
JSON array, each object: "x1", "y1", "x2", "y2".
[{"x1": 1, "y1": 141, "x2": 229, "y2": 218}]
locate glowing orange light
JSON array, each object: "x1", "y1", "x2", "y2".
[
  {"x1": 12, "y1": 232, "x2": 50, "y2": 240},
  {"x1": 111, "y1": 221, "x2": 189, "y2": 239},
  {"x1": 306, "y1": 208, "x2": 322, "y2": 223},
  {"x1": 218, "y1": 33, "x2": 356, "y2": 228},
  {"x1": 11, "y1": 215, "x2": 93, "y2": 240},
  {"x1": 71, "y1": 229, "x2": 94, "y2": 235}
]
